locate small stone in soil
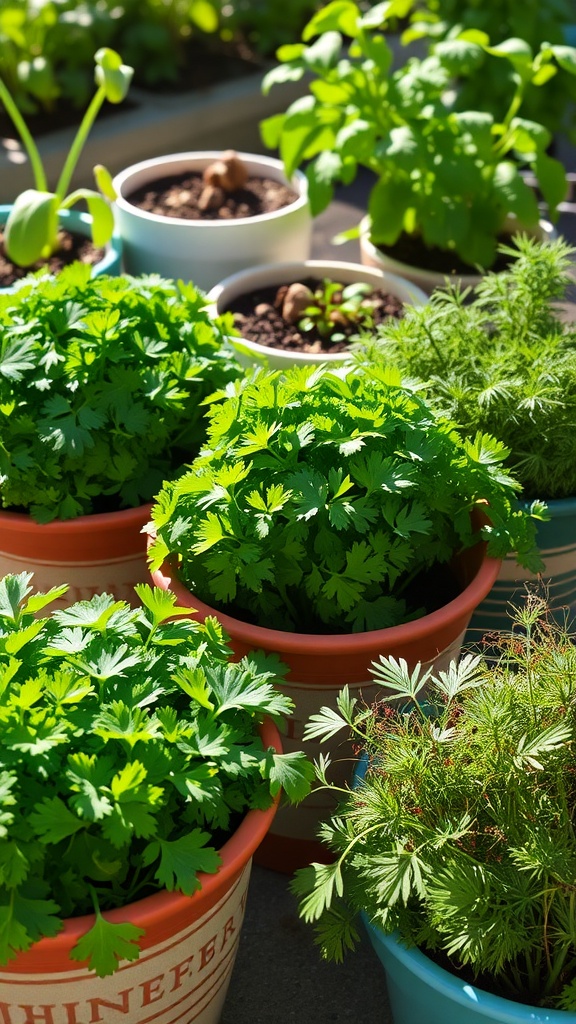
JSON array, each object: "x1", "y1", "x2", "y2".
[
  {"x1": 126, "y1": 171, "x2": 299, "y2": 222},
  {"x1": 227, "y1": 278, "x2": 406, "y2": 354}
]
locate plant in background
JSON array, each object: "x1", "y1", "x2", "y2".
[
  {"x1": 219, "y1": 0, "x2": 323, "y2": 58},
  {"x1": 261, "y1": 0, "x2": 576, "y2": 270},
  {"x1": 0, "y1": 263, "x2": 241, "y2": 522},
  {"x1": 0, "y1": 571, "x2": 312, "y2": 975},
  {"x1": 148, "y1": 361, "x2": 545, "y2": 634},
  {"x1": 368, "y1": 235, "x2": 576, "y2": 501},
  {"x1": 405, "y1": 0, "x2": 576, "y2": 139},
  {"x1": 0, "y1": 47, "x2": 133, "y2": 267},
  {"x1": 293, "y1": 595, "x2": 576, "y2": 1009}
]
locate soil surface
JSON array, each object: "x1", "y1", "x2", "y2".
[
  {"x1": 226, "y1": 278, "x2": 406, "y2": 354},
  {"x1": 125, "y1": 172, "x2": 298, "y2": 221},
  {"x1": 377, "y1": 232, "x2": 519, "y2": 275},
  {"x1": 0, "y1": 228, "x2": 105, "y2": 288}
]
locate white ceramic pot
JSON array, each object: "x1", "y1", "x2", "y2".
[
  {"x1": 359, "y1": 215, "x2": 557, "y2": 294},
  {"x1": 207, "y1": 259, "x2": 429, "y2": 369},
  {"x1": 112, "y1": 152, "x2": 312, "y2": 291}
]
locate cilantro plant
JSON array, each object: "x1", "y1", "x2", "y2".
[
  {"x1": 0, "y1": 263, "x2": 241, "y2": 522},
  {"x1": 1, "y1": 47, "x2": 132, "y2": 267},
  {"x1": 261, "y1": 0, "x2": 576, "y2": 270},
  {"x1": 293, "y1": 595, "x2": 576, "y2": 1010},
  {"x1": 0, "y1": 572, "x2": 312, "y2": 977},
  {"x1": 148, "y1": 362, "x2": 544, "y2": 634},
  {"x1": 369, "y1": 235, "x2": 576, "y2": 500}
]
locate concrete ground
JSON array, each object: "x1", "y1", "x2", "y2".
[{"x1": 219, "y1": 139, "x2": 576, "y2": 1024}]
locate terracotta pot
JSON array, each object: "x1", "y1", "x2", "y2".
[
  {"x1": 0, "y1": 206, "x2": 122, "y2": 292},
  {"x1": 0, "y1": 718, "x2": 281, "y2": 1024},
  {"x1": 359, "y1": 215, "x2": 557, "y2": 294},
  {"x1": 150, "y1": 537, "x2": 501, "y2": 873},
  {"x1": 207, "y1": 258, "x2": 428, "y2": 370},
  {"x1": 0, "y1": 504, "x2": 152, "y2": 608},
  {"x1": 112, "y1": 152, "x2": 312, "y2": 292}
]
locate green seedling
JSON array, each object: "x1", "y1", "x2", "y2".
[{"x1": 0, "y1": 48, "x2": 133, "y2": 267}]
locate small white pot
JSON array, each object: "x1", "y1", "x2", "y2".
[
  {"x1": 359, "y1": 215, "x2": 557, "y2": 294},
  {"x1": 112, "y1": 152, "x2": 312, "y2": 291},
  {"x1": 207, "y1": 259, "x2": 429, "y2": 369}
]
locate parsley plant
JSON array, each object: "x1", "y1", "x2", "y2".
[
  {"x1": 0, "y1": 572, "x2": 312, "y2": 976},
  {"x1": 149, "y1": 362, "x2": 544, "y2": 633},
  {"x1": 0, "y1": 264, "x2": 241, "y2": 522}
]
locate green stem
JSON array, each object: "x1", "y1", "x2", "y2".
[
  {"x1": 0, "y1": 79, "x2": 47, "y2": 191},
  {"x1": 55, "y1": 86, "x2": 105, "y2": 201}
]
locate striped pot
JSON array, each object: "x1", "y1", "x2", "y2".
[
  {"x1": 0, "y1": 720, "x2": 281, "y2": 1024},
  {"x1": 466, "y1": 496, "x2": 576, "y2": 645},
  {"x1": 0, "y1": 505, "x2": 152, "y2": 609}
]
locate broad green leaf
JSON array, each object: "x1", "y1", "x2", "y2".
[
  {"x1": 94, "y1": 48, "x2": 133, "y2": 104},
  {"x1": 29, "y1": 797, "x2": 85, "y2": 844},
  {"x1": 144, "y1": 831, "x2": 221, "y2": 895},
  {"x1": 262, "y1": 751, "x2": 315, "y2": 803},
  {"x1": 70, "y1": 911, "x2": 144, "y2": 977},
  {"x1": 303, "y1": 1, "x2": 360, "y2": 40},
  {"x1": 4, "y1": 190, "x2": 59, "y2": 266},
  {"x1": 535, "y1": 152, "x2": 568, "y2": 216}
]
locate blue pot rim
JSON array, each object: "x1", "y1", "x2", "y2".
[
  {"x1": 0, "y1": 204, "x2": 122, "y2": 276},
  {"x1": 355, "y1": 755, "x2": 576, "y2": 1021},
  {"x1": 521, "y1": 494, "x2": 576, "y2": 518},
  {"x1": 363, "y1": 920, "x2": 576, "y2": 1022}
]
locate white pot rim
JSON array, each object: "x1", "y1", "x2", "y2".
[
  {"x1": 207, "y1": 258, "x2": 429, "y2": 364},
  {"x1": 112, "y1": 151, "x2": 309, "y2": 227}
]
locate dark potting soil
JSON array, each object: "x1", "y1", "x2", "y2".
[
  {"x1": 226, "y1": 278, "x2": 406, "y2": 354},
  {"x1": 125, "y1": 172, "x2": 298, "y2": 221},
  {"x1": 0, "y1": 228, "x2": 105, "y2": 288},
  {"x1": 379, "y1": 232, "x2": 517, "y2": 275}
]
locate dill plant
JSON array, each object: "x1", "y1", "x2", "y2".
[
  {"x1": 370, "y1": 235, "x2": 576, "y2": 500},
  {"x1": 293, "y1": 595, "x2": 576, "y2": 1009}
]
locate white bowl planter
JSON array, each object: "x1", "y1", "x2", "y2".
[
  {"x1": 112, "y1": 152, "x2": 312, "y2": 291},
  {"x1": 359, "y1": 215, "x2": 557, "y2": 294},
  {"x1": 207, "y1": 259, "x2": 428, "y2": 369}
]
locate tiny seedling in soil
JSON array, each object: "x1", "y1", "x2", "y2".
[{"x1": 228, "y1": 277, "x2": 406, "y2": 354}]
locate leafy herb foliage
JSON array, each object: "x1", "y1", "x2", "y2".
[
  {"x1": 369, "y1": 235, "x2": 576, "y2": 500},
  {"x1": 0, "y1": 263, "x2": 241, "y2": 522},
  {"x1": 292, "y1": 596, "x2": 576, "y2": 1009},
  {"x1": 148, "y1": 362, "x2": 543, "y2": 634},
  {"x1": 299, "y1": 279, "x2": 378, "y2": 344},
  {"x1": 261, "y1": 0, "x2": 576, "y2": 269},
  {"x1": 0, "y1": 572, "x2": 312, "y2": 976}
]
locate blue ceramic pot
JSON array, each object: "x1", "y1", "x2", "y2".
[
  {"x1": 362, "y1": 920, "x2": 576, "y2": 1024},
  {"x1": 1, "y1": 205, "x2": 122, "y2": 290},
  {"x1": 466, "y1": 496, "x2": 576, "y2": 643},
  {"x1": 353, "y1": 758, "x2": 576, "y2": 1024}
]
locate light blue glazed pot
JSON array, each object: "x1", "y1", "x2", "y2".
[
  {"x1": 466, "y1": 496, "x2": 576, "y2": 643},
  {"x1": 353, "y1": 758, "x2": 576, "y2": 1024},
  {"x1": 0, "y1": 205, "x2": 122, "y2": 290},
  {"x1": 362, "y1": 920, "x2": 576, "y2": 1024}
]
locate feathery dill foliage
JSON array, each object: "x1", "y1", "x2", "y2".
[
  {"x1": 370, "y1": 235, "x2": 576, "y2": 500},
  {"x1": 149, "y1": 362, "x2": 542, "y2": 634},
  {"x1": 0, "y1": 264, "x2": 241, "y2": 522},
  {"x1": 292, "y1": 596, "x2": 576, "y2": 1009},
  {"x1": 0, "y1": 572, "x2": 312, "y2": 977}
]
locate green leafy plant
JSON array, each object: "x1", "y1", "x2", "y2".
[
  {"x1": 405, "y1": 0, "x2": 576, "y2": 139},
  {"x1": 0, "y1": 47, "x2": 132, "y2": 267},
  {"x1": 0, "y1": 571, "x2": 312, "y2": 976},
  {"x1": 367, "y1": 234, "x2": 576, "y2": 500},
  {"x1": 148, "y1": 361, "x2": 545, "y2": 634},
  {"x1": 0, "y1": 263, "x2": 241, "y2": 522},
  {"x1": 292, "y1": 594, "x2": 576, "y2": 1009},
  {"x1": 261, "y1": 0, "x2": 576, "y2": 270}
]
